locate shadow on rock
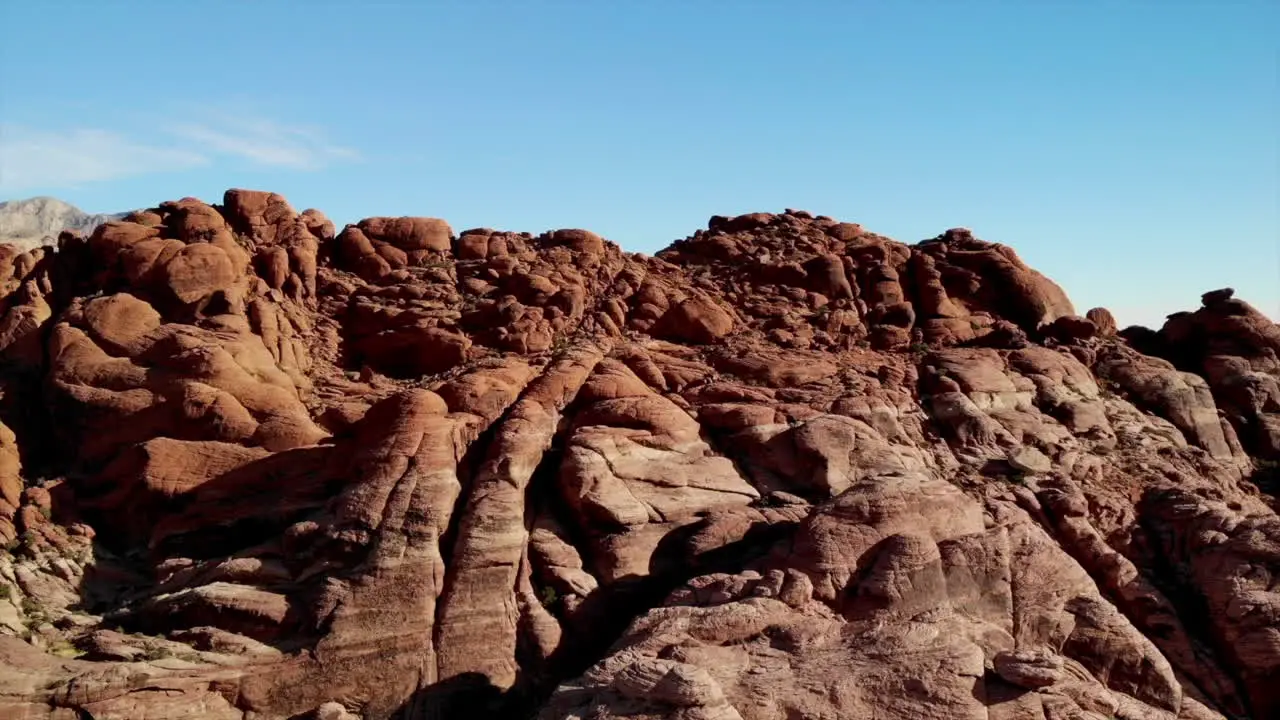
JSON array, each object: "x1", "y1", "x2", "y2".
[
  {"x1": 391, "y1": 671, "x2": 531, "y2": 720},
  {"x1": 1248, "y1": 459, "x2": 1280, "y2": 497}
]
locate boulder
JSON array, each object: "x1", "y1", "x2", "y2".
[{"x1": 653, "y1": 295, "x2": 734, "y2": 344}]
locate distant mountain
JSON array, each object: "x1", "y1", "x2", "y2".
[{"x1": 0, "y1": 197, "x2": 129, "y2": 251}]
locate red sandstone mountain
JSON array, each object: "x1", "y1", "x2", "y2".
[{"x1": 0, "y1": 189, "x2": 1276, "y2": 719}]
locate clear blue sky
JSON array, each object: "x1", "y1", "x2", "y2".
[{"x1": 1, "y1": 1, "x2": 1276, "y2": 328}]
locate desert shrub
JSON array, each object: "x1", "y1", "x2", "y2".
[
  {"x1": 141, "y1": 645, "x2": 174, "y2": 661},
  {"x1": 47, "y1": 640, "x2": 83, "y2": 659}
]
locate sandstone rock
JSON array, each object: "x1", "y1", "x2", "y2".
[
  {"x1": 1007, "y1": 446, "x2": 1052, "y2": 474},
  {"x1": 354, "y1": 324, "x2": 471, "y2": 377},
  {"x1": 1096, "y1": 345, "x2": 1245, "y2": 462},
  {"x1": 358, "y1": 216, "x2": 453, "y2": 252},
  {"x1": 223, "y1": 189, "x2": 297, "y2": 245},
  {"x1": 435, "y1": 346, "x2": 601, "y2": 689},
  {"x1": 1138, "y1": 289, "x2": 1280, "y2": 459},
  {"x1": 0, "y1": 191, "x2": 1268, "y2": 720},
  {"x1": 653, "y1": 295, "x2": 734, "y2": 344},
  {"x1": 993, "y1": 648, "x2": 1063, "y2": 688},
  {"x1": 0, "y1": 420, "x2": 21, "y2": 544},
  {"x1": 310, "y1": 702, "x2": 361, "y2": 720},
  {"x1": 1086, "y1": 306, "x2": 1118, "y2": 336},
  {"x1": 1044, "y1": 314, "x2": 1097, "y2": 343}
]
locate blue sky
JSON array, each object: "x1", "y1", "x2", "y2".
[{"x1": 1, "y1": 1, "x2": 1275, "y2": 328}]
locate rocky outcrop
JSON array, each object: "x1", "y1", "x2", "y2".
[
  {"x1": 0, "y1": 195, "x2": 1275, "y2": 719},
  {"x1": 542, "y1": 474, "x2": 1193, "y2": 720},
  {"x1": 1125, "y1": 288, "x2": 1280, "y2": 460}
]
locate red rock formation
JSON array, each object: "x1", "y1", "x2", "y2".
[
  {"x1": 1125, "y1": 288, "x2": 1280, "y2": 460},
  {"x1": 0, "y1": 193, "x2": 1274, "y2": 719}
]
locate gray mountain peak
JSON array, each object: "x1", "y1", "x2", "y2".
[{"x1": 0, "y1": 196, "x2": 130, "y2": 251}]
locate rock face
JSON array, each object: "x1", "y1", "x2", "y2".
[
  {"x1": 1123, "y1": 288, "x2": 1280, "y2": 460},
  {"x1": 0, "y1": 196, "x2": 1275, "y2": 720}
]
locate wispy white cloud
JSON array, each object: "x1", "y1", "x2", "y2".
[
  {"x1": 164, "y1": 117, "x2": 360, "y2": 171},
  {"x1": 0, "y1": 126, "x2": 208, "y2": 193},
  {"x1": 0, "y1": 116, "x2": 359, "y2": 194}
]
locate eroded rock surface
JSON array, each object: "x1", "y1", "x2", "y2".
[{"x1": 0, "y1": 196, "x2": 1275, "y2": 719}]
